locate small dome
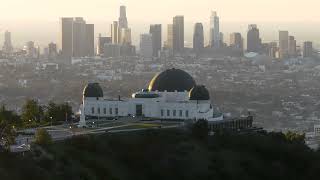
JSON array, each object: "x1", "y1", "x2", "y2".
[
  {"x1": 189, "y1": 85, "x2": 210, "y2": 100},
  {"x1": 148, "y1": 68, "x2": 196, "y2": 92},
  {"x1": 83, "y1": 83, "x2": 103, "y2": 98}
]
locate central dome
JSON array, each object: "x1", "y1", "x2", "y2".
[
  {"x1": 83, "y1": 83, "x2": 104, "y2": 98},
  {"x1": 148, "y1": 68, "x2": 196, "y2": 92}
]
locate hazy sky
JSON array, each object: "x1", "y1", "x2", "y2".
[
  {"x1": 0, "y1": 0, "x2": 319, "y2": 22},
  {"x1": 0, "y1": 0, "x2": 319, "y2": 48}
]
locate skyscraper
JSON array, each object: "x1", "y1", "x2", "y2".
[
  {"x1": 72, "y1": 17, "x2": 87, "y2": 57},
  {"x1": 48, "y1": 42, "x2": 57, "y2": 59},
  {"x1": 60, "y1": 17, "x2": 95, "y2": 59},
  {"x1": 140, "y1": 34, "x2": 153, "y2": 58},
  {"x1": 303, "y1": 41, "x2": 313, "y2": 58},
  {"x1": 193, "y1": 23, "x2": 204, "y2": 53},
  {"x1": 149, "y1": 24, "x2": 162, "y2": 57},
  {"x1": 288, "y1": 36, "x2": 297, "y2": 57},
  {"x1": 2, "y1": 31, "x2": 13, "y2": 54},
  {"x1": 60, "y1": 17, "x2": 73, "y2": 60},
  {"x1": 118, "y1": 6, "x2": 128, "y2": 29},
  {"x1": 173, "y1": 16, "x2": 184, "y2": 53},
  {"x1": 230, "y1": 32, "x2": 243, "y2": 49},
  {"x1": 210, "y1": 11, "x2": 220, "y2": 48},
  {"x1": 166, "y1": 24, "x2": 173, "y2": 49},
  {"x1": 111, "y1": 21, "x2": 119, "y2": 44},
  {"x1": 85, "y1": 24, "x2": 95, "y2": 57},
  {"x1": 279, "y1": 31, "x2": 289, "y2": 59},
  {"x1": 247, "y1": 24, "x2": 261, "y2": 53}
]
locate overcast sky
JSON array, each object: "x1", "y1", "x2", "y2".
[{"x1": 0, "y1": 0, "x2": 319, "y2": 22}]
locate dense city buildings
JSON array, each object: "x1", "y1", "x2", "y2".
[
  {"x1": 2, "y1": 31, "x2": 13, "y2": 54},
  {"x1": 193, "y1": 23, "x2": 204, "y2": 53},
  {"x1": 104, "y1": 43, "x2": 121, "y2": 58},
  {"x1": 247, "y1": 24, "x2": 261, "y2": 53},
  {"x1": 97, "y1": 34, "x2": 112, "y2": 56},
  {"x1": 149, "y1": 24, "x2": 162, "y2": 57},
  {"x1": 139, "y1": 34, "x2": 153, "y2": 58},
  {"x1": 210, "y1": 11, "x2": 220, "y2": 48},
  {"x1": 106, "y1": 6, "x2": 134, "y2": 57},
  {"x1": 279, "y1": 31, "x2": 289, "y2": 59},
  {"x1": 268, "y1": 42, "x2": 278, "y2": 59},
  {"x1": 303, "y1": 41, "x2": 313, "y2": 58},
  {"x1": 230, "y1": 32, "x2": 243, "y2": 49},
  {"x1": 172, "y1": 16, "x2": 184, "y2": 54}
]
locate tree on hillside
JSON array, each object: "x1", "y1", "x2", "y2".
[
  {"x1": 0, "y1": 105, "x2": 19, "y2": 149},
  {"x1": 21, "y1": 99, "x2": 44, "y2": 127},
  {"x1": 34, "y1": 128, "x2": 52, "y2": 145},
  {"x1": 285, "y1": 131, "x2": 305, "y2": 144},
  {"x1": 44, "y1": 101, "x2": 73, "y2": 124}
]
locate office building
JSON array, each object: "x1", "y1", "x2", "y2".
[
  {"x1": 72, "y1": 17, "x2": 87, "y2": 57},
  {"x1": 279, "y1": 31, "x2": 289, "y2": 59},
  {"x1": 193, "y1": 23, "x2": 204, "y2": 53},
  {"x1": 48, "y1": 42, "x2": 57, "y2": 59},
  {"x1": 166, "y1": 24, "x2": 174, "y2": 49},
  {"x1": 230, "y1": 32, "x2": 243, "y2": 49},
  {"x1": 60, "y1": 17, "x2": 95, "y2": 59},
  {"x1": 104, "y1": 43, "x2": 121, "y2": 58},
  {"x1": 210, "y1": 11, "x2": 220, "y2": 48},
  {"x1": 97, "y1": 34, "x2": 112, "y2": 55},
  {"x1": 140, "y1": 34, "x2": 153, "y2": 58},
  {"x1": 303, "y1": 41, "x2": 313, "y2": 58},
  {"x1": 247, "y1": 24, "x2": 261, "y2": 53},
  {"x1": 288, "y1": 36, "x2": 297, "y2": 57},
  {"x1": 111, "y1": 21, "x2": 119, "y2": 44},
  {"x1": 173, "y1": 16, "x2": 184, "y2": 53},
  {"x1": 24, "y1": 41, "x2": 39, "y2": 59},
  {"x1": 119, "y1": 28, "x2": 132, "y2": 45},
  {"x1": 2, "y1": 31, "x2": 13, "y2": 54},
  {"x1": 85, "y1": 24, "x2": 95, "y2": 57},
  {"x1": 268, "y1": 42, "x2": 278, "y2": 59},
  {"x1": 60, "y1": 18, "x2": 74, "y2": 59},
  {"x1": 150, "y1": 24, "x2": 162, "y2": 57}
]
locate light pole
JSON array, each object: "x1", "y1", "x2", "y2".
[{"x1": 50, "y1": 116, "x2": 53, "y2": 127}]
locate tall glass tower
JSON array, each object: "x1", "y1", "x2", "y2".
[{"x1": 210, "y1": 11, "x2": 220, "y2": 48}]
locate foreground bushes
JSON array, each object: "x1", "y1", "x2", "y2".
[{"x1": 0, "y1": 129, "x2": 319, "y2": 180}]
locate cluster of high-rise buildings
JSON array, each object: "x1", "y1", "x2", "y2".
[
  {"x1": 0, "y1": 5, "x2": 316, "y2": 60},
  {"x1": 96, "y1": 6, "x2": 135, "y2": 58},
  {"x1": 245, "y1": 26, "x2": 314, "y2": 59},
  {"x1": 60, "y1": 17, "x2": 94, "y2": 60}
]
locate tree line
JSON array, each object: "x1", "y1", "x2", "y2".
[{"x1": 0, "y1": 99, "x2": 73, "y2": 149}]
